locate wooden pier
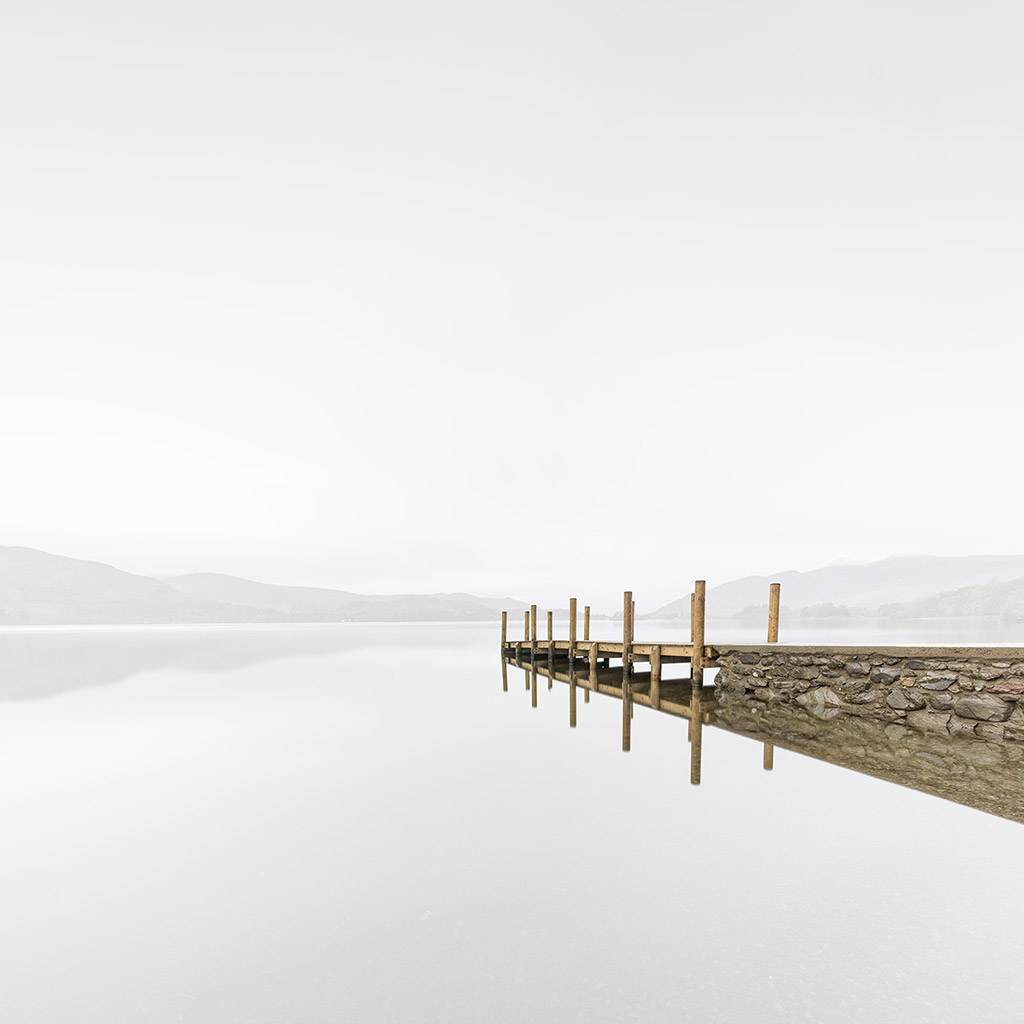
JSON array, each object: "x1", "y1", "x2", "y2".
[{"x1": 499, "y1": 580, "x2": 1024, "y2": 798}]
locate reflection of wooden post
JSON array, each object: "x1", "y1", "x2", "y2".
[
  {"x1": 501, "y1": 611, "x2": 507, "y2": 649},
  {"x1": 650, "y1": 645, "x2": 661, "y2": 710},
  {"x1": 501, "y1": 658, "x2": 508, "y2": 692},
  {"x1": 583, "y1": 605, "x2": 590, "y2": 642},
  {"x1": 622, "y1": 591, "x2": 632, "y2": 752},
  {"x1": 768, "y1": 583, "x2": 780, "y2": 643},
  {"x1": 569, "y1": 660, "x2": 577, "y2": 728},
  {"x1": 690, "y1": 682, "x2": 702, "y2": 785},
  {"x1": 764, "y1": 582, "x2": 779, "y2": 768},
  {"x1": 548, "y1": 625, "x2": 554, "y2": 688},
  {"x1": 691, "y1": 581, "x2": 706, "y2": 685},
  {"x1": 531, "y1": 663, "x2": 537, "y2": 707}
]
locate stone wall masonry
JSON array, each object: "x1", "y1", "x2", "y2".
[{"x1": 712, "y1": 645, "x2": 1024, "y2": 742}]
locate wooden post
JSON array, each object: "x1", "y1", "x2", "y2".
[
  {"x1": 583, "y1": 605, "x2": 590, "y2": 642},
  {"x1": 547, "y1": 610, "x2": 553, "y2": 642},
  {"x1": 631, "y1": 600, "x2": 636, "y2": 642},
  {"x1": 650, "y1": 645, "x2": 661, "y2": 710},
  {"x1": 548, "y1": 628, "x2": 554, "y2": 689},
  {"x1": 691, "y1": 581, "x2": 706, "y2": 685},
  {"x1": 501, "y1": 610, "x2": 507, "y2": 649},
  {"x1": 569, "y1": 597, "x2": 577, "y2": 661},
  {"x1": 622, "y1": 591, "x2": 632, "y2": 752},
  {"x1": 690, "y1": 593, "x2": 695, "y2": 643},
  {"x1": 524, "y1": 610, "x2": 530, "y2": 641},
  {"x1": 765, "y1": 582, "x2": 779, "y2": 768},
  {"x1": 530, "y1": 605, "x2": 537, "y2": 643}
]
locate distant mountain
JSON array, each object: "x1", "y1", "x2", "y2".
[
  {"x1": 165, "y1": 573, "x2": 529, "y2": 621},
  {"x1": 0, "y1": 547, "x2": 261, "y2": 625},
  {"x1": 0, "y1": 547, "x2": 529, "y2": 624},
  {"x1": 648, "y1": 555, "x2": 1024, "y2": 620},
  {"x1": 880, "y1": 578, "x2": 1024, "y2": 620}
]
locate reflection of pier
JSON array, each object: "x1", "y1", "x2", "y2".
[
  {"x1": 502, "y1": 646, "x2": 717, "y2": 785},
  {"x1": 500, "y1": 649, "x2": 1024, "y2": 826}
]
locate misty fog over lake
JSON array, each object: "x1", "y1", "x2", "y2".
[{"x1": 2, "y1": 621, "x2": 1023, "y2": 1023}]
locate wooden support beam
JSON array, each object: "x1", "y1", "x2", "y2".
[
  {"x1": 690, "y1": 593, "x2": 695, "y2": 643},
  {"x1": 583, "y1": 605, "x2": 590, "y2": 642},
  {"x1": 530, "y1": 605, "x2": 537, "y2": 644},
  {"x1": 569, "y1": 597, "x2": 577, "y2": 662},
  {"x1": 501, "y1": 610, "x2": 507, "y2": 648},
  {"x1": 547, "y1": 610, "x2": 553, "y2": 642},
  {"x1": 524, "y1": 610, "x2": 529, "y2": 642},
  {"x1": 691, "y1": 581, "x2": 706, "y2": 685}
]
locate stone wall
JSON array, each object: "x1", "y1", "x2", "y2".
[{"x1": 712, "y1": 645, "x2": 1024, "y2": 742}]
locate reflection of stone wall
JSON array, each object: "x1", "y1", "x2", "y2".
[
  {"x1": 711, "y1": 689, "x2": 1024, "y2": 823},
  {"x1": 714, "y1": 646, "x2": 1024, "y2": 742}
]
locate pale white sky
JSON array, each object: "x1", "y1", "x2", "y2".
[{"x1": 2, "y1": 1, "x2": 1023, "y2": 611}]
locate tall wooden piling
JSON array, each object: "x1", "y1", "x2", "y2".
[
  {"x1": 522, "y1": 611, "x2": 530, "y2": 689},
  {"x1": 764, "y1": 582, "x2": 780, "y2": 770},
  {"x1": 530, "y1": 605, "x2": 537, "y2": 644},
  {"x1": 691, "y1": 581, "x2": 706, "y2": 685},
  {"x1": 501, "y1": 610, "x2": 507, "y2": 649},
  {"x1": 583, "y1": 605, "x2": 590, "y2": 642},
  {"x1": 569, "y1": 598, "x2": 577, "y2": 663},
  {"x1": 547, "y1": 610, "x2": 553, "y2": 642},
  {"x1": 622, "y1": 591, "x2": 632, "y2": 752},
  {"x1": 690, "y1": 593, "x2": 695, "y2": 643}
]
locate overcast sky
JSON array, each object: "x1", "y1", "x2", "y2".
[{"x1": 3, "y1": 1, "x2": 1022, "y2": 610}]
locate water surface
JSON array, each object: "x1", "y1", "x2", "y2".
[{"x1": 1, "y1": 621, "x2": 1023, "y2": 1022}]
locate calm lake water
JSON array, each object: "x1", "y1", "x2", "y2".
[{"x1": 2, "y1": 620, "x2": 1024, "y2": 1022}]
